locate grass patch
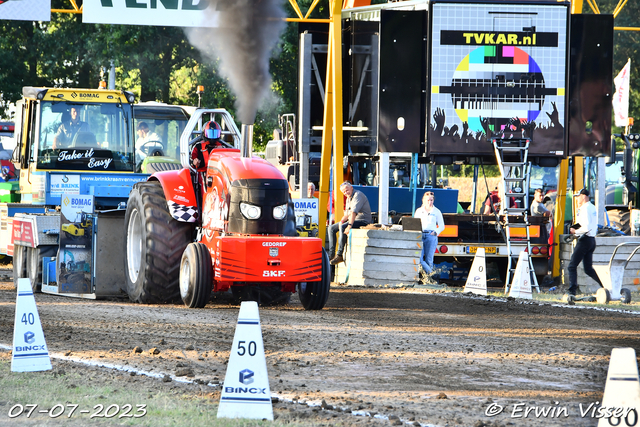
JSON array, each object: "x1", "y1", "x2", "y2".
[
  {"x1": 532, "y1": 290, "x2": 640, "y2": 311},
  {"x1": 0, "y1": 360, "x2": 324, "y2": 427},
  {"x1": 481, "y1": 289, "x2": 640, "y2": 312},
  {"x1": 414, "y1": 281, "x2": 640, "y2": 312}
]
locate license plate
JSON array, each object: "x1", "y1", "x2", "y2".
[{"x1": 467, "y1": 246, "x2": 497, "y2": 254}]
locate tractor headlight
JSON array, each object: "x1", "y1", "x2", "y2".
[
  {"x1": 240, "y1": 202, "x2": 261, "y2": 220},
  {"x1": 273, "y1": 204, "x2": 287, "y2": 220}
]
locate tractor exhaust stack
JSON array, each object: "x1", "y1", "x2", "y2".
[{"x1": 241, "y1": 124, "x2": 253, "y2": 158}]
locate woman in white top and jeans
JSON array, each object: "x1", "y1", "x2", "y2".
[{"x1": 414, "y1": 191, "x2": 445, "y2": 274}]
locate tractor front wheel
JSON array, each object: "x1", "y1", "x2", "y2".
[
  {"x1": 124, "y1": 181, "x2": 193, "y2": 303},
  {"x1": 180, "y1": 243, "x2": 212, "y2": 308},
  {"x1": 297, "y1": 247, "x2": 330, "y2": 310}
]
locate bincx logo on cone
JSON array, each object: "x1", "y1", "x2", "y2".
[
  {"x1": 11, "y1": 279, "x2": 52, "y2": 372},
  {"x1": 217, "y1": 301, "x2": 273, "y2": 421},
  {"x1": 239, "y1": 369, "x2": 254, "y2": 385}
]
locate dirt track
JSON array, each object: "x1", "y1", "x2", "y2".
[{"x1": 1, "y1": 266, "x2": 640, "y2": 426}]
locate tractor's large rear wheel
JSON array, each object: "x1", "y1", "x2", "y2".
[
  {"x1": 297, "y1": 248, "x2": 330, "y2": 310},
  {"x1": 180, "y1": 243, "x2": 212, "y2": 308},
  {"x1": 124, "y1": 181, "x2": 193, "y2": 303},
  {"x1": 608, "y1": 208, "x2": 630, "y2": 235}
]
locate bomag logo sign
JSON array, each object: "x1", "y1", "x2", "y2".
[
  {"x1": 441, "y1": 30, "x2": 558, "y2": 47},
  {"x1": 71, "y1": 92, "x2": 99, "y2": 99},
  {"x1": 70, "y1": 92, "x2": 100, "y2": 99}
]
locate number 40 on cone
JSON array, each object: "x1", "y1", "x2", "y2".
[{"x1": 12, "y1": 278, "x2": 52, "y2": 372}]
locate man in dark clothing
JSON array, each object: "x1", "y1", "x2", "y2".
[{"x1": 53, "y1": 107, "x2": 89, "y2": 149}]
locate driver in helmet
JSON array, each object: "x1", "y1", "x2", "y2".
[{"x1": 191, "y1": 121, "x2": 224, "y2": 170}]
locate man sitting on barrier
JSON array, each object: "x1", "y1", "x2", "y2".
[{"x1": 328, "y1": 182, "x2": 372, "y2": 265}]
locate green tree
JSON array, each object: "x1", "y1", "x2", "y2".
[
  {"x1": 0, "y1": 21, "x2": 47, "y2": 116},
  {"x1": 0, "y1": 11, "x2": 201, "y2": 110},
  {"x1": 93, "y1": 25, "x2": 199, "y2": 103},
  {"x1": 612, "y1": 12, "x2": 640, "y2": 125},
  {"x1": 36, "y1": 13, "x2": 97, "y2": 89}
]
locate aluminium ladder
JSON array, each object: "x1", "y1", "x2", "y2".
[{"x1": 491, "y1": 137, "x2": 540, "y2": 293}]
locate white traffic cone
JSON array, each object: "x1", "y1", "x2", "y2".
[
  {"x1": 509, "y1": 251, "x2": 532, "y2": 299},
  {"x1": 11, "y1": 278, "x2": 52, "y2": 372},
  {"x1": 217, "y1": 301, "x2": 273, "y2": 420},
  {"x1": 464, "y1": 248, "x2": 487, "y2": 295},
  {"x1": 597, "y1": 348, "x2": 640, "y2": 427}
]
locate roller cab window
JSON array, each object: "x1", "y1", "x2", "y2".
[{"x1": 35, "y1": 101, "x2": 134, "y2": 172}]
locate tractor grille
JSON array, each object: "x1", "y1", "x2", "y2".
[{"x1": 228, "y1": 178, "x2": 290, "y2": 235}]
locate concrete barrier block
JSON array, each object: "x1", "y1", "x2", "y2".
[
  {"x1": 346, "y1": 253, "x2": 420, "y2": 266},
  {"x1": 360, "y1": 246, "x2": 423, "y2": 258},
  {"x1": 352, "y1": 228, "x2": 422, "y2": 242},
  {"x1": 350, "y1": 238, "x2": 423, "y2": 250},
  {"x1": 360, "y1": 260, "x2": 419, "y2": 271}
]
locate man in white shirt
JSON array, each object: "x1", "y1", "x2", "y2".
[
  {"x1": 567, "y1": 188, "x2": 603, "y2": 296},
  {"x1": 414, "y1": 191, "x2": 445, "y2": 275},
  {"x1": 307, "y1": 182, "x2": 316, "y2": 198},
  {"x1": 136, "y1": 122, "x2": 161, "y2": 150},
  {"x1": 531, "y1": 188, "x2": 551, "y2": 217},
  {"x1": 134, "y1": 122, "x2": 162, "y2": 168}
]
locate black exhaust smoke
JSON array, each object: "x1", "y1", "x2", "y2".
[{"x1": 185, "y1": 0, "x2": 286, "y2": 125}]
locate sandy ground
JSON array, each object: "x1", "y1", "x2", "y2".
[{"x1": 1, "y1": 263, "x2": 639, "y2": 427}]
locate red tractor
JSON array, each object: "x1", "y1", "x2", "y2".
[{"x1": 122, "y1": 109, "x2": 330, "y2": 309}]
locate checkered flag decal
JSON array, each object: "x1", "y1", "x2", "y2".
[{"x1": 167, "y1": 201, "x2": 198, "y2": 223}]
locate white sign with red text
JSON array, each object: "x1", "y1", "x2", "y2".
[{"x1": 12, "y1": 218, "x2": 36, "y2": 248}]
